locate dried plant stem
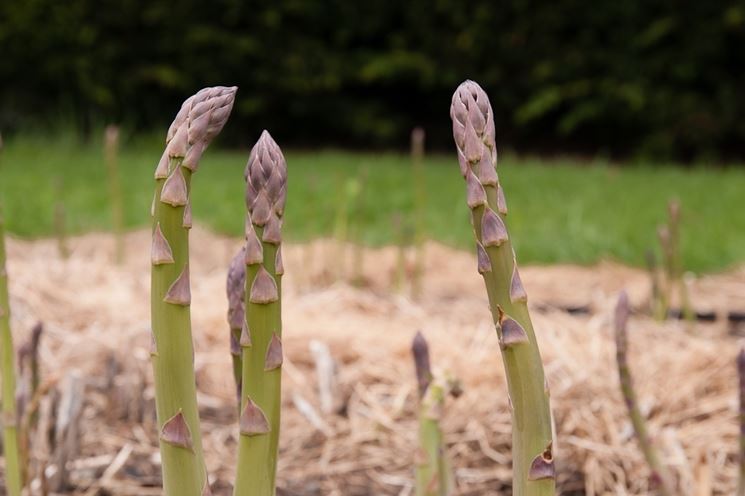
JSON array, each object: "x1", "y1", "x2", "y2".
[
  {"x1": 53, "y1": 177, "x2": 69, "y2": 259},
  {"x1": 450, "y1": 81, "x2": 554, "y2": 495},
  {"x1": 0, "y1": 209, "x2": 22, "y2": 496},
  {"x1": 614, "y1": 292, "x2": 674, "y2": 494},
  {"x1": 738, "y1": 349, "x2": 745, "y2": 496},
  {"x1": 646, "y1": 250, "x2": 667, "y2": 321},
  {"x1": 105, "y1": 125, "x2": 125, "y2": 264},
  {"x1": 151, "y1": 86, "x2": 236, "y2": 496},
  {"x1": 233, "y1": 131, "x2": 287, "y2": 496}
]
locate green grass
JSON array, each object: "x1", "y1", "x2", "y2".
[{"x1": 1, "y1": 133, "x2": 744, "y2": 273}]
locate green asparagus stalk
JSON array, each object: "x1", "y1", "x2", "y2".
[
  {"x1": 412, "y1": 331, "x2": 453, "y2": 496},
  {"x1": 233, "y1": 131, "x2": 287, "y2": 496},
  {"x1": 450, "y1": 80, "x2": 554, "y2": 495},
  {"x1": 738, "y1": 348, "x2": 745, "y2": 496},
  {"x1": 151, "y1": 86, "x2": 237, "y2": 496},
  {"x1": 105, "y1": 125, "x2": 125, "y2": 264},
  {"x1": 411, "y1": 127, "x2": 426, "y2": 300},
  {"x1": 0, "y1": 208, "x2": 22, "y2": 496},
  {"x1": 614, "y1": 291, "x2": 674, "y2": 494},
  {"x1": 227, "y1": 247, "x2": 246, "y2": 405}
]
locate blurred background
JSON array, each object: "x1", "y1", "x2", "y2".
[
  {"x1": 2, "y1": 0, "x2": 745, "y2": 273},
  {"x1": 2, "y1": 0, "x2": 745, "y2": 158}
]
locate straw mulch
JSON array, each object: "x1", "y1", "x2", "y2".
[{"x1": 2, "y1": 227, "x2": 744, "y2": 495}]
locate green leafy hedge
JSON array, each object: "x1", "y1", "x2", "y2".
[{"x1": 1, "y1": 0, "x2": 743, "y2": 159}]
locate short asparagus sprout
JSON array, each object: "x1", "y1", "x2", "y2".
[
  {"x1": 738, "y1": 348, "x2": 745, "y2": 496},
  {"x1": 0, "y1": 209, "x2": 22, "y2": 496},
  {"x1": 151, "y1": 86, "x2": 237, "y2": 496},
  {"x1": 412, "y1": 331, "x2": 458, "y2": 496},
  {"x1": 233, "y1": 131, "x2": 287, "y2": 496},
  {"x1": 614, "y1": 291, "x2": 674, "y2": 494},
  {"x1": 450, "y1": 80, "x2": 554, "y2": 495}
]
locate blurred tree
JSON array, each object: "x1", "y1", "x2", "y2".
[{"x1": 0, "y1": 0, "x2": 743, "y2": 159}]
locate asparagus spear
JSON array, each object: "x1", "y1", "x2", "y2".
[
  {"x1": 151, "y1": 86, "x2": 236, "y2": 496},
  {"x1": 614, "y1": 291, "x2": 674, "y2": 494},
  {"x1": 412, "y1": 331, "x2": 454, "y2": 496},
  {"x1": 233, "y1": 131, "x2": 287, "y2": 496},
  {"x1": 227, "y1": 247, "x2": 246, "y2": 405},
  {"x1": 0, "y1": 208, "x2": 22, "y2": 495},
  {"x1": 450, "y1": 80, "x2": 554, "y2": 495},
  {"x1": 738, "y1": 348, "x2": 745, "y2": 496}
]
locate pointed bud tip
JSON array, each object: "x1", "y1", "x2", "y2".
[
  {"x1": 264, "y1": 334, "x2": 283, "y2": 371},
  {"x1": 160, "y1": 411, "x2": 194, "y2": 451},
  {"x1": 239, "y1": 397, "x2": 271, "y2": 436}
]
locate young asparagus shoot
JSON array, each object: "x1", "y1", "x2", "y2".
[
  {"x1": 105, "y1": 125, "x2": 125, "y2": 264},
  {"x1": 151, "y1": 86, "x2": 237, "y2": 496},
  {"x1": 17, "y1": 321, "x2": 43, "y2": 484},
  {"x1": 738, "y1": 348, "x2": 745, "y2": 496},
  {"x1": 411, "y1": 127, "x2": 426, "y2": 300},
  {"x1": 412, "y1": 331, "x2": 455, "y2": 496},
  {"x1": 227, "y1": 247, "x2": 246, "y2": 405},
  {"x1": 614, "y1": 291, "x2": 674, "y2": 494},
  {"x1": 450, "y1": 80, "x2": 554, "y2": 495},
  {"x1": 0, "y1": 209, "x2": 23, "y2": 496},
  {"x1": 233, "y1": 131, "x2": 287, "y2": 496}
]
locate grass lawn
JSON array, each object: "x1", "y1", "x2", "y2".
[{"x1": 1, "y1": 134, "x2": 744, "y2": 273}]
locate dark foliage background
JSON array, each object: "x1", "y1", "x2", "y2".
[{"x1": 1, "y1": 0, "x2": 744, "y2": 159}]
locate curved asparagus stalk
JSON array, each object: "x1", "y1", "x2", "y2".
[
  {"x1": 151, "y1": 86, "x2": 237, "y2": 496},
  {"x1": 233, "y1": 131, "x2": 287, "y2": 496},
  {"x1": 412, "y1": 332, "x2": 453, "y2": 496},
  {"x1": 738, "y1": 348, "x2": 745, "y2": 496},
  {"x1": 614, "y1": 291, "x2": 674, "y2": 494},
  {"x1": 450, "y1": 81, "x2": 554, "y2": 495},
  {"x1": 227, "y1": 247, "x2": 246, "y2": 405},
  {"x1": 0, "y1": 209, "x2": 22, "y2": 496}
]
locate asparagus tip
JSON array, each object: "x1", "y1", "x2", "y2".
[
  {"x1": 615, "y1": 290, "x2": 631, "y2": 334},
  {"x1": 411, "y1": 331, "x2": 432, "y2": 398},
  {"x1": 245, "y1": 130, "x2": 288, "y2": 230}
]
